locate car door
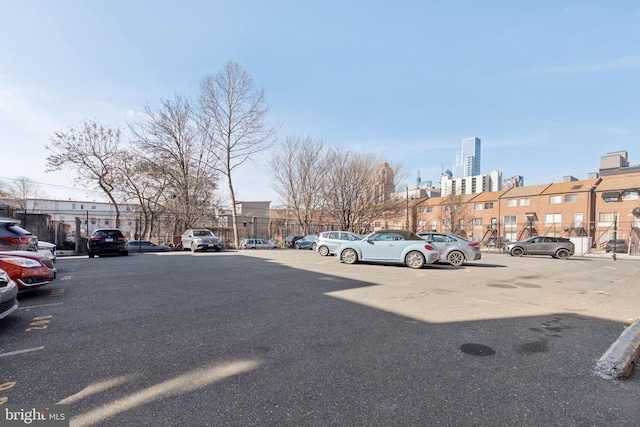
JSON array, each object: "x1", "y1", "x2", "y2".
[
  {"x1": 526, "y1": 237, "x2": 546, "y2": 255},
  {"x1": 422, "y1": 233, "x2": 451, "y2": 257},
  {"x1": 182, "y1": 231, "x2": 193, "y2": 248},
  {"x1": 360, "y1": 233, "x2": 399, "y2": 261}
]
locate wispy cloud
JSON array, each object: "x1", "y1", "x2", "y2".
[{"x1": 521, "y1": 53, "x2": 640, "y2": 76}]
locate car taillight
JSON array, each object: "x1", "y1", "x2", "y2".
[
  {"x1": 90, "y1": 237, "x2": 101, "y2": 242},
  {"x1": 424, "y1": 244, "x2": 436, "y2": 251},
  {"x1": 468, "y1": 243, "x2": 479, "y2": 247},
  {"x1": 0, "y1": 236, "x2": 32, "y2": 244},
  {"x1": 117, "y1": 237, "x2": 126, "y2": 242}
]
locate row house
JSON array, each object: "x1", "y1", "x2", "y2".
[{"x1": 374, "y1": 172, "x2": 640, "y2": 253}]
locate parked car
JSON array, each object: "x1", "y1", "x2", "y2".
[
  {"x1": 335, "y1": 230, "x2": 440, "y2": 269},
  {"x1": 316, "y1": 231, "x2": 362, "y2": 256},
  {"x1": 604, "y1": 239, "x2": 628, "y2": 253},
  {"x1": 505, "y1": 236, "x2": 575, "y2": 259},
  {"x1": 37, "y1": 241, "x2": 57, "y2": 263},
  {"x1": 295, "y1": 235, "x2": 319, "y2": 250},
  {"x1": 417, "y1": 232, "x2": 481, "y2": 266},
  {"x1": 0, "y1": 268, "x2": 19, "y2": 319},
  {"x1": 284, "y1": 236, "x2": 303, "y2": 248},
  {"x1": 0, "y1": 220, "x2": 38, "y2": 251},
  {"x1": 87, "y1": 228, "x2": 128, "y2": 258},
  {"x1": 127, "y1": 240, "x2": 172, "y2": 253},
  {"x1": 181, "y1": 229, "x2": 222, "y2": 252},
  {"x1": 0, "y1": 251, "x2": 56, "y2": 292},
  {"x1": 239, "y1": 238, "x2": 278, "y2": 249}
]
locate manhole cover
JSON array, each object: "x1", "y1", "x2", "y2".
[{"x1": 460, "y1": 343, "x2": 496, "y2": 356}]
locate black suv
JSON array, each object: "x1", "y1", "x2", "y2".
[
  {"x1": 87, "y1": 229, "x2": 128, "y2": 258},
  {"x1": 0, "y1": 220, "x2": 38, "y2": 251}
]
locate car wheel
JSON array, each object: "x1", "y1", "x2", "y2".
[
  {"x1": 555, "y1": 249, "x2": 570, "y2": 260},
  {"x1": 341, "y1": 248, "x2": 358, "y2": 265},
  {"x1": 311, "y1": 243, "x2": 317, "y2": 251},
  {"x1": 295, "y1": 242, "x2": 301, "y2": 249},
  {"x1": 318, "y1": 246, "x2": 330, "y2": 256},
  {"x1": 191, "y1": 243, "x2": 197, "y2": 252},
  {"x1": 405, "y1": 251, "x2": 425, "y2": 269},
  {"x1": 446, "y1": 251, "x2": 465, "y2": 266},
  {"x1": 88, "y1": 252, "x2": 95, "y2": 258},
  {"x1": 511, "y1": 247, "x2": 524, "y2": 257}
]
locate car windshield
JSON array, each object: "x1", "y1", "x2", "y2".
[{"x1": 194, "y1": 230, "x2": 213, "y2": 236}]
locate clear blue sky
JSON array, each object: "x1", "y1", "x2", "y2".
[{"x1": 1, "y1": 0, "x2": 639, "y2": 205}]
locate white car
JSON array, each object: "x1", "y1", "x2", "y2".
[
  {"x1": 37, "y1": 241, "x2": 57, "y2": 263},
  {"x1": 239, "y1": 239, "x2": 278, "y2": 249},
  {"x1": 316, "y1": 231, "x2": 362, "y2": 256},
  {"x1": 181, "y1": 229, "x2": 222, "y2": 252}
]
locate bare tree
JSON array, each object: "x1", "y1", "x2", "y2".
[
  {"x1": 0, "y1": 176, "x2": 46, "y2": 212},
  {"x1": 46, "y1": 120, "x2": 125, "y2": 227},
  {"x1": 197, "y1": 61, "x2": 276, "y2": 248},
  {"x1": 438, "y1": 194, "x2": 472, "y2": 237},
  {"x1": 269, "y1": 134, "x2": 326, "y2": 234},
  {"x1": 320, "y1": 147, "x2": 395, "y2": 233},
  {"x1": 129, "y1": 94, "x2": 219, "y2": 234}
]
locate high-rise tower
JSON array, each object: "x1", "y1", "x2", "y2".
[{"x1": 453, "y1": 137, "x2": 481, "y2": 178}]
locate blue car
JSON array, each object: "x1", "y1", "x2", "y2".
[
  {"x1": 294, "y1": 234, "x2": 318, "y2": 250},
  {"x1": 335, "y1": 230, "x2": 440, "y2": 269}
]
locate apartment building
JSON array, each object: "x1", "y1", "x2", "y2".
[{"x1": 375, "y1": 171, "x2": 640, "y2": 253}]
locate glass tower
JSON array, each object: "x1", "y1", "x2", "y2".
[{"x1": 453, "y1": 137, "x2": 481, "y2": 178}]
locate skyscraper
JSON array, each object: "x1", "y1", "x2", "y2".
[{"x1": 453, "y1": 137, "x2": 481, "y2": 178}]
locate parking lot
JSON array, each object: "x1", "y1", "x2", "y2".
[{"x1": 1, "y1": 250, "x2": 639, "y2": 426}]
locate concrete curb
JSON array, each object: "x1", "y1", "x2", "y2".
[{"x1": 595, "y1": 317, "x2": 640, "y2": 379}]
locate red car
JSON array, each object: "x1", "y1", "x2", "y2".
[{"x1": 0, "y1": 251, "x2": 56, "y2": 292}]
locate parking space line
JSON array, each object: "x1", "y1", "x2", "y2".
[
  {"x1": 17, "y1": 303, "x2": 63, "y2": 310},
  {"x1": 0, "y1": 346, "x2": 45, "y2": 358}
]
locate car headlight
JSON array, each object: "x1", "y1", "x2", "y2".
[{"x1": 1, "y1": 257, "x2": 42, "y2": 268}]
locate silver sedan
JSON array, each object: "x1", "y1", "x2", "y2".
[{"x1": 417, "y1": 232, "x2": 481, "y2": 266}]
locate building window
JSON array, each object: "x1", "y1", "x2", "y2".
[
  {"x1": 72, "y1": 204, "x2": 76, "y2": 209},
  {"x1": 472, "y1": 218, "x2": 482, "y2": 226},
  {"x1": 506, "y1": 199, "x2": 517, "y2": 207},
  {"x1": 549, "y1": 195, "x2": 562, "y2": 204},
  {"x1": 419, "y1": 207, "x2": 426, "y2": 213},
  {"x1": 602, "y1": 192, "x2": 620, "y2": 202},
  {"x1": 431, "y1": 220, "x2": 437, "y2": 230},
  {"x1": 80, "y1": 204, "x2": 84, "y2": 210},
  {"x1": 427, "y1": 207, "x2": 433, "y2": 213},
  {"x1": 92, "y1": 205, "x2": 97, "y2": 210},
  {"x1": 59, "y1": 216, "x2": 65, "y2": 221},
  {"x1": 374, "y1": 222, "x2": 381, "y2": 227},
  {"x1": 598, "y1": 212, "x2": 617, "y2": 226},
  {"x1": 104, "y1": 220, "x2": 109, "y2": 225},
  {"x1": 520, "y1": 198, "x2": 530, "y2": 206},
  {"x1": 91, "y1": 219, "x2": 96, "y2": 225},
  {"x1": 418, "y1": 220, "x2": 426, "y2": 227},
  {"x1": 504, "y1": 215, "x2": 517, "y2": 225},
  {"x1": 565, "y1": 194, "x2": 578, "y2": 203},
  {"x1": 545, "y1": 213, "x2": 562, "y2": 223},
  {"x1": 622, "y1": 191, "x2": 639, "y2": 200},
  {"x1": 484, "y1": 202, "x2": 493, "y2": 209},
  {"x1": 474, "y1": 203, "x2": 483, "y2": 210},
  {"x1": 393, "y1": 221, "x2": 401, "y2": 228}
]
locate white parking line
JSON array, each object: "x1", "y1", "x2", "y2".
[
  {"x1": 0, "y1": 346, "x2": 45, "y2": 357},
  {"x1": 17, "y1": 303, "x2": 63, "y2": 310}
]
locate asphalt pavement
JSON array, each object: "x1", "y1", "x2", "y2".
[{"x1": 1, "y1": 249, "x2": 639, "y2": 426}]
